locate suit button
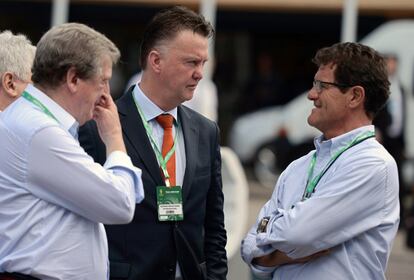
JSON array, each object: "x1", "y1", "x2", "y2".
[{"x1": 168, "y1": 267, "x2": 174, "y2": 273}]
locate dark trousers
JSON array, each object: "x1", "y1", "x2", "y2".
[{"x1": 0, "y1": 273, "x2": 40, "y2": 280}]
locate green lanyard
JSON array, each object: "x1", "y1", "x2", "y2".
[
  {"x1": 302, "y1": 131, "x2": 375, "y2": 200},
  {"x1": 132, "y1": 94, "x2": 178, "y2": 187},
  {"x1": 22, "y1": 91, "x2": 59, "y2": 123}
]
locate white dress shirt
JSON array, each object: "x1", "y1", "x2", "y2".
[
  {"x1": 241, "y1": 125, "x2": 399, "y2": 280},
  {"x1": 0, "y1": 84, "x2": 144, "y2": 280}
]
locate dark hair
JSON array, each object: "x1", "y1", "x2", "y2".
[
  {"x1": 140, "y1": 6, "x2": 214, "y2": 69},
  {"x1": 32, "y1": 23, "x2": 120, "y2": 89},
  {"x1": 313, "y1": 42, "x2": 390, "y2": 118}
]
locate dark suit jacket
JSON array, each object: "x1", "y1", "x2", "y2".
[{"x1": 79, "y1": 87, "x2": 227, "y2": 280}]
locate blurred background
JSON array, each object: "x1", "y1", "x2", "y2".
[
  {"x1": 2, "y1": 0, "x2": 409, "y2": 133},
  {"x1": 2, "y1": 0, "x2": 414, "y2": 279},
  {"x1": 0, "y1": 0, "x2": 412, "y2": 141}
]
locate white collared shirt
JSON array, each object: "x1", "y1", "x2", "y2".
[
  {"x1": 0, "y1": 84, "x2": 144, "y2": 280},
  {"x1": 242, "y1": 125, "x2": 399, "y2": 280}
]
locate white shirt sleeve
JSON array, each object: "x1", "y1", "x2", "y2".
[
  {"x1": 255, "y1": 153, "x2": 398, "y2": 259},
  {"x1": 241, "y1": 180, "x2": 282, "y2": 278},
  {"x1": 26, "y1": 125, "x2": 144, "y2": 224}
]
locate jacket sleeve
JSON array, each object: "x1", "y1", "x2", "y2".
[
  {"x1": 204, "y1": 123, "x2": 228, "y2": 280},
  {"x1": 79, "y1": 120, "x2": 107, "y2": 165}
]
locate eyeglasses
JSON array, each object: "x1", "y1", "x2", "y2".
[{"x1": 312, "y1": 79, "x2": 354, "y2": 94}]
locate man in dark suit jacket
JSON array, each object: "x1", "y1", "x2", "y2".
[{"x1": 79, "y1": 6, "x2": 227, "y2": 280}]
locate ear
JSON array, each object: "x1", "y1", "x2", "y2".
[
  {"x1": 148, "y1": 50, "x2": 162, "y2": 74},
  {"x1": 1, "y1": 72, "x2": 19, "y2": 98},
  {"x1": 66, "y1": 67, "x2": 79, "y2": 94},
  {"x1": 348, "y1": 86, "x2": 365, "y2": 109}
]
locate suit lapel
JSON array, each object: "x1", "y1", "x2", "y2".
[
  {"x1": 179, "y1": 106, "x2": 199, "y2": 203},
  {"x1": 118, "y1": 91, "x2": 199, "y2": 202},
  {"x1": 117, "y1": 88, "x2": 164, "y2": 186}
]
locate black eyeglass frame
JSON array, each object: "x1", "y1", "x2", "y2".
[{"x1": 312, "y1": 79, "x2": 355, "y2": 94}]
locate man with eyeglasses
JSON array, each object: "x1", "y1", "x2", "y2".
[{"x1": 241, "y1": 42, "x2": 399, "y2": 280}]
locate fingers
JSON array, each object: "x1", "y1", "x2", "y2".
[
  {"x1": 98, "y1": 93, "x2": 111, "y2": 109},
  {"x1": 93, "y1": 105, "x2": 104, "y2": 121},
  {"x1": 97, "y1": 95, "x2": 107, "y2": 107},
  {"x1": 252, "y1": 250, "x2": 293, "y2": 267},
  {"x1": 292, "y1": 249, "x2": 331, "y2": 264},
  {"x1": 312, "y1": 249, "x2": 330, "y2": 257}
]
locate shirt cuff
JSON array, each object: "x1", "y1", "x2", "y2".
[
  {"x1": 104, "y1": 151, "x2": 134, "y2": 169},
  {"x1": 256, "y1": 210, "x2": 284, "y2": 246},
  {"x1": 104, "y1": 151, "x2": 144, "y2": 203}
]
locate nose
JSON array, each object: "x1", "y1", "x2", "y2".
[
  {"x1": 193, "y1": 65, "x2": 203, "y2": 81},
  {"x1": 307, "y1": 87, "x2": 318, "y2": 100}
]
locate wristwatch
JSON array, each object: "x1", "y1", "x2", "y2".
[{"x1": 257, "y1": 216, "x2": 270, "y2": 233}]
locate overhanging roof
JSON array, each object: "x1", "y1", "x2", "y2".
[{"x1": 68, "y1": 0, "x2": 414, "y2": 13}]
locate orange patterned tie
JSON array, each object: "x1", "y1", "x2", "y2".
[{"x1": 156, "y1": 114, "x2": 176, "y2": 186}]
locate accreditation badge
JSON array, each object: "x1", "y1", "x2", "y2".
[{"x1": 156, "y1": 186, "x2": 184, "y2": 221}]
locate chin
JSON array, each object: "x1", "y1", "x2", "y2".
[
  {"x1": 183, "y1": 92, "x2": 194, "y2": 101},
  {"x1": 307, "y1": 115, "x2": 314, "y2": 126},
  {"x1": 79, "y1": 113, "x2": 93, "y2": 126},
  {"x1": 78, "y1": 117, "x2": 87, "y2": 126}
]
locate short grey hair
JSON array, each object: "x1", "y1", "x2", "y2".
[
  {"x1": 32, "y1": 22, "x2": 120, "y2": 88},
  {"x1": 0, "y1": 30, "x2": 36, "y2": 84},
  {"x1": 140, "y1": 6, "x2": 214, "y2": 69}
]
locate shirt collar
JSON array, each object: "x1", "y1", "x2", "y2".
[
  {"x1": 314, "y1": 125, "x2": 375, "y2": 156},
  {"x1": 132, "y1": 84, "x2": 178, "y2": 122},
  {"x1": 25, "y1": 84, "x2": 79, "y2": 134}
]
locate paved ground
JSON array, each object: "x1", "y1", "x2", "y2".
[{"x1": 228, "y1": 178, "x2": 414, "y2": 280}]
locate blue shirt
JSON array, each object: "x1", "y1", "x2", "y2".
[
  {"x1": 0, "y1": 84, "x2": 144, "y2": 280},
  {"x1": 241, "y1": 125, "x2": 399, "y2": 280}
]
